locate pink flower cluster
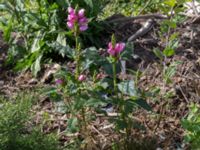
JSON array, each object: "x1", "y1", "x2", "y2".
[
  {"x1": 67, "y1": 7, "x2": 88, "y2": 32},
  {"x1": 107, "y1": 42, "x2": 125, "y2": 57}
]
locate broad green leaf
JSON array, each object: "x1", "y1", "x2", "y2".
[{"x1": 118, "y1": 80, "x2": 136, "y2": 96}]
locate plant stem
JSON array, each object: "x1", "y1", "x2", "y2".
[
  {"x1": 81, "y1": 108, "x2": 87, "y2": 131},
  {"x1": 112, "y1": 60, "x2": 117, "y2": 94},
  {"x1": 75, "y1": 35, "x2": 80, "y2": 80}
]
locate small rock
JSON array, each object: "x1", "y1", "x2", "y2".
[
  {"x1": 0, "y1": 80, "x2": 4, "y2": 86},
  {"x1": 28, "y1": 78, "x2": 38, "y2": 85}
]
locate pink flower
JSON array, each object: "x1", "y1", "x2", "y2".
[
  {"x1": 78, "y1": 9, "x2": 85, "y2": 18},
  {"x1": 78, "y1": 74, "x2": 86, "y2": 82},
  {"x1": 55, "y1": 79, "x2": 63, "y2": 85},
  {"x1": 67, "y1": 22, "x2": 74, "y2": 29},
  {"x1": 107, "y1": 42, "x2": 125, "y2": 57},
  {"x1": 68, "y1": 7, "x2": 75, "y2": 15},
  {"x1": 79, "y1": 25, "x2": 88, "y2": 31},
  {"x1": 67, "y1": 7, "x2": 88, "y2": 32}
]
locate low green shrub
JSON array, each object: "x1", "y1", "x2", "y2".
[
  {"x1": 182, "y1": 104, "x2": 200, "y2": 149},
  {"x1": 0, "y1": 94, "x2": 60, "y2": 150}
]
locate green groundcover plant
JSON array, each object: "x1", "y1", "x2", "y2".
[
  {"x1": 182, "y1": 104, "x2": 200, "y2": 149},
  {"x1": 0, "y1": 94, "x2": 60, "y2": 150}
]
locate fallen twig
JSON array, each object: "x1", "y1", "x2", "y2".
[
  {"x1": 127, "y1": 19, "x2": 155, "y2": 41},
  {"x1": 107, "y1": 14, "x2": 168, "y2": 24}
]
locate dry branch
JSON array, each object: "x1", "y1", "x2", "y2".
[
  {"x1": 127, "y1": 19, "x2": 155, "y2": 41},
  {"x1": 108, "y1": 14, "x2": 168, "y2": 24}
]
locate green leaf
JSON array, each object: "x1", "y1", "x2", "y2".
[
  {"x1": 67, "y1": 117, "x2": 78, "y2": 133},
  {"x1": 115, "y1": 118, "x2": 128, "y2": 130},
  {"x1": 86, "y1": 98, "x2": 105, "y2": 107},
  {"x1": 84, "y1": 0, "x2": 93, "y2": 8},
  {"x1": 164, "y1": 0, "x2": 176, "y2": 7},
  {"x1": 56, "y1": 0, "x2": 68, "y2": 8},
  {"x1": 169, "y1": 32, "x2": 179, "y2": 41},
  {"x1": 48, "y1": 42, "x2": 74, "y2": 58},
  {"x1": 31, "y1": 55, "x2": 42, "y2": 77},
  {"x1": 163, "y1": 47, "x2": 175, "y2": 57},
  {"x1": 44, "y1": 87, "x2": 62, "y2": 102},
  {"x1": 3, "y1": 18, "x2": 12, "y2": 42},
  {"x1": 163, "y1": 61, "x2": 180, "y2": 84},
  {"x1": 134, "y1": 99, "x2": 152, "y2": 111},
  {"x1": 56, "y1": 33, "x2": 66, "y2": 47},
  {"x1": 103, "y1": 62, "x2": 121, "y2": 76},
  {"x1": 124, "y1": 100, "x2": 136, "y2": 114},
  {"x1": 118, "y1": 80, "x2": 136, "y2": 96},
  {"x1": 31, "y1": 31, "x2": 44, "y2": 52},
  {"x1": 14, "y1": 51, "x2": 39, "y2": 71},
  {"x1": 153, "y1": 48, "x2": 164, "y2": 60},
  {"x1": 163, "y1": 20, "x2": 177, "y2": 28}
]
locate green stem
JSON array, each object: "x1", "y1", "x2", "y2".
[
  {"x1": 81, "y1": 108, "x2": 87, "y2": 131},
  {"x1": 112, "y1": 60, "x2": 117, "y2": 94},
  {"x1": 75, "y1": 35, "x2": 81, "y2": 80}
]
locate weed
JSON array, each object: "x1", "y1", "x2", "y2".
[{"x1": 0, "y1": 93, "x2": 60, "y2": 150}]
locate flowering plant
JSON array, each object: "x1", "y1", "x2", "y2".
[
  {"x1": 66, "y1": 6, "x2": 89, "y2": 80},
  {"x1": 107, "y1": 35, "x2": 125, "y2": 93}
]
